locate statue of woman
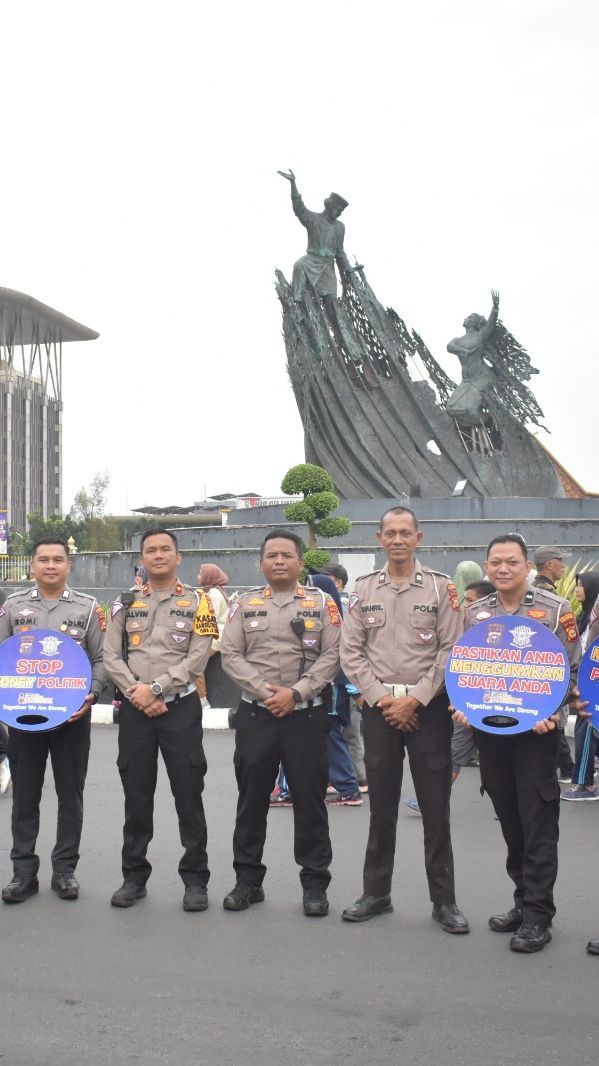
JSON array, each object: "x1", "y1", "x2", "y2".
[{"x1": 445, "y1": 291, "x2": 500, "y2": 426}]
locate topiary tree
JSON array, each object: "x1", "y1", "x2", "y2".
[{"x1": 281, "y1": 463, "x2": 351, "y2": 571}]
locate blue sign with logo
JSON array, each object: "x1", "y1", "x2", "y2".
[
  {"x1": 577, "y1": 637, "x2": 599, "y2": 731},
  {"x1": 445, "y1": 615, "x2": 571, "y2": 735},
  {"x1": 0, "y1": 628, "x2": 92, "y2": 732}
]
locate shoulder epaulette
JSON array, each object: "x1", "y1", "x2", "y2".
[
  {"x1": 2, "y1": 589, "x2": 27, "y2": 602},
  {"x1": 355, "y1": 570, "x2": 381, "y2": 582},
  {"x1": 70, "y1": 589, "x2": 96, "y2": 602},
  {"x1": 422, "y1": 566, "x2": 451, "y2": 580}
]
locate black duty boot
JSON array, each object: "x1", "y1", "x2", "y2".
[
  {"x1": 488, "y1": 906, "x2": 523, "y2": 932},
  {"x1": 432, "y1": 903, "x2": 470, "y2": 934},
  {"x1": 222, "y1": 883, "x2": 265, "y2": 911},
  {"x1": 183, "y1": 885, "x2": 208, "y2": 912},
  {"x1": 2, "y1": 875, "x2": 39, "y2": 904},
  {"x1": 111, "y1": 882, "x2": 147, "y2": 908},
  {"x1": 51, "y1": 872, "x2": 80, "y2": 900},
  {"x1": 303, "y1": 890, "x2": 329, "y2": 917},
  {"x1": 342, "y1": 894, "x2": 393, "y2": 922},
  {"x1": 510, "y1": 922, "x2": 552, "y2": 953}
]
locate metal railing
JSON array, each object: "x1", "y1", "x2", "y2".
[{"x1": 0, "y1": 554, "x2": 31, "y2": 581}]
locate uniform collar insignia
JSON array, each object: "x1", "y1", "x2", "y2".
[
  {"x1": 378, "y1": 571, "x2": 386, "y2": 583},
  {"x1": 31, "y1": 588, "x2": 39, "y2": 599},
  {"x1": 175, "y1": 582, "x2": 184, "y2": 595},
  {"x1": 295, "y1": 586, "x2": 305, "y2": 598},
  {"x1": 142, "y1": 583, "x2": 150, "y2": 596},
  {"x1": 524, "y1": 590, "x2": 534, "y2": 604},
  {"x1": 62, "y1": 588, "x2": 71, "y2": 600},
  {"x1": 489, "y1": 594, "x2": 498, "y2": 606},
  {"x1": 264, "y1": 586, "x2": 272, "y2": 598}
]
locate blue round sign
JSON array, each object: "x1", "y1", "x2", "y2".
[
  {"x1": 0, "y1": 628, "x2": 92, "y2": 732},
  {"x1": 577, "y1": 637, "x2": 599, "y2": 731},
  {"x1": 445, "y1": 615, "x2": 571, "y2": 735}
]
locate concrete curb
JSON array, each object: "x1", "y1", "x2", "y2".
[{"x1": 91, "y1": 704, "x2": 231, "y2": 729}]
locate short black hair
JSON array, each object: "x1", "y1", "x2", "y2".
[
  {"x1": 486, "y1": 534, "x2": 528, "y2": 560},
  {"x1": 465, "y1": 580, "x2": 496, "y2": 598},
  {"x1": 31, "y1": 537, "x2": 69, "y2": 559},
  {"x1": 140, "y1": 527, "x2": 179, "y2": 552},
  {"x1": 379, "y1": 505, "x2": 418, "y2": 531},
  {"x1": 260, "y1": 528, "x2": 304, "y2": 560},
  {"x1": 320, "y1": 563, "x2": 349, "y2": 587}
]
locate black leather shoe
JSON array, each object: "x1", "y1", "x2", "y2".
[
  {"x1": 510, "y1": 922, "x2": 552, "y2": 953},
  {"x1": 488, "y1": 906, "x2": 523, "y2": 932},
  {"x1": 222, "y1": 883, "x2": 265, "y2": 911},
  {"x1": 2, "y1": 874, "x2": 39, "y2": 904},
  {"x1": 303, "y1": 890, "x2": 329, "y2": 917},
  {"x1": 342, "y1": 894, "x2": 393, "y2": 922},
  {"x1": 586, "y1": 937, "x2": 599, "y2": 955},
  {"x1": 183, "y1": 885, "x2": 208, "y2": 912},
  {"x1": 51, "y1": 872, "x2": 79, "y2": 900},
  {"x1": 432, "y1": 902, "x2": 470, "y2": 934},
  {"x1": 110, "y1": 882, "x2": 147, "y2": 908}
]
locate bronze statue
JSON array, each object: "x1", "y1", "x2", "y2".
[
  {"x1": 445, "y1": 291, "x2": 500, "y2": 426},
  {"x1": 445, "y1": 290, "x2": 544, "y2": 432},
  {"x1": 278, "y1": 169, "x2": 352, "y2": 300}
]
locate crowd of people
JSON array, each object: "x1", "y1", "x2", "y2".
[{"x1": 0, "y1": 519, "x2": 597, "y2": 956}]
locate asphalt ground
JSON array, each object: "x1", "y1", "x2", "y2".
[{"x1": 1, "y1": 727, "x2": 598, "y2": 1066}]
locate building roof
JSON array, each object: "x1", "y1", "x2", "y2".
[{"x1": 0, "y1": 287, "x2": 99, "y2": 346}]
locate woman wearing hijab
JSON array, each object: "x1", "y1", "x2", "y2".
[
  {"x1": 452, "y1": 560, "x2": 484, "y2": 605},
  {"x1": 561, "y1": 571, "x2": 599, "y2": 802}
]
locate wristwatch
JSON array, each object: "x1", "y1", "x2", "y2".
[
  {"x1": 150, "y1": 682, "x2": 163, "y2": 697},
  {"x1": 291, "y1": 689, "x2": 303, "y2": 705}
]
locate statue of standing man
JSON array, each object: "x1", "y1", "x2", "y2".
[{"x1": 278, "y1": 169, "x2": 352, "y2": 301}]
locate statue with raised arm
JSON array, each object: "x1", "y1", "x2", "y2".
[
  {"x1": 278, "y1": 169, "x2": 353, "y2": 301},
  {"x1": 445, "y1": 290, "x2": 544, "y2": 430},
  {"x1": 445, "y1": 290, "x2": 500, "y2": 426}
]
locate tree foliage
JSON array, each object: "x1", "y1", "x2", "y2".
[{"x1": 281, "y1": 462, "x2": 351, "y2": 566}]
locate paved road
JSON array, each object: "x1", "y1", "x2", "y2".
[{"x1": 1, "y1": 727, "x2": 598, "y2": 1066}]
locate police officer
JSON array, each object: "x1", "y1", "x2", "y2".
[
  {"x1": 103, "y1": 528, "x2": 218, "y2": 911},
  {"x1": 340, "y1": 506, "x2": 469, "y2": 932},
  {"x1": 220, "y1": 528, "x2": 341, "y2": 916},
  {"x1": 455, "y1": 533, "x2": 581, "y2": 953},
  {"x1": 0, "y1": 537, "x2": 106, "y2": 903}
]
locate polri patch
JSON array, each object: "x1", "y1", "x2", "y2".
[
  {"x1": 348, "y1": 593, "x2": 359, "y2": 611},
  {"x1": 95, "y1": 606, "x2": 107, "y2": 632},
  {"x1": 560, "y1": 610, "x2": 578, "y2": 642},
  {"x1": 111, "y1": 602, "x2": 124, "y2": 618},
  {"x1": 326, "y1": 601, "x2": 341, "y2": 626}
]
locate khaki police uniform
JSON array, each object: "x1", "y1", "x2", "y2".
[
  {"x1": 103, "y1": 581, "x2": 217, "y2": 888},
  {"x1": 220, "y1": 583, "x2": 341, "y2": 892},
  {"x1": 464, "y1": 586, "x2": 580, "y2": 927},
  {"x1": 0, "y1": 586, "x2": 106, "y2": 878},
  {"x1": 340, "y1": 560, "x2": 462, "y2": 902}
]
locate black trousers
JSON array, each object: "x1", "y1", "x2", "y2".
[
  {"x1": 232, "y1": 701, "x2": 332, "y2": 892},
  {"x1": 475, "y1": 727, "x2": 560, "y2": 926},
  {"x1": 361, "y1": 694, "x2": 455, "y2": 902},
  {"x1": 117, "y1": 692, "x2": 209, "y2": 887},
  {"x1": 0, "y1": 722, "x2": 8, "y2": 761},
  {"x1": 8, "y1": 715, "x2": 91, "y2": 877}
]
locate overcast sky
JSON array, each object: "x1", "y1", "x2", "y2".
[{"x1": 3, "y1": 0, "x2": 597, "y2": 513}]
